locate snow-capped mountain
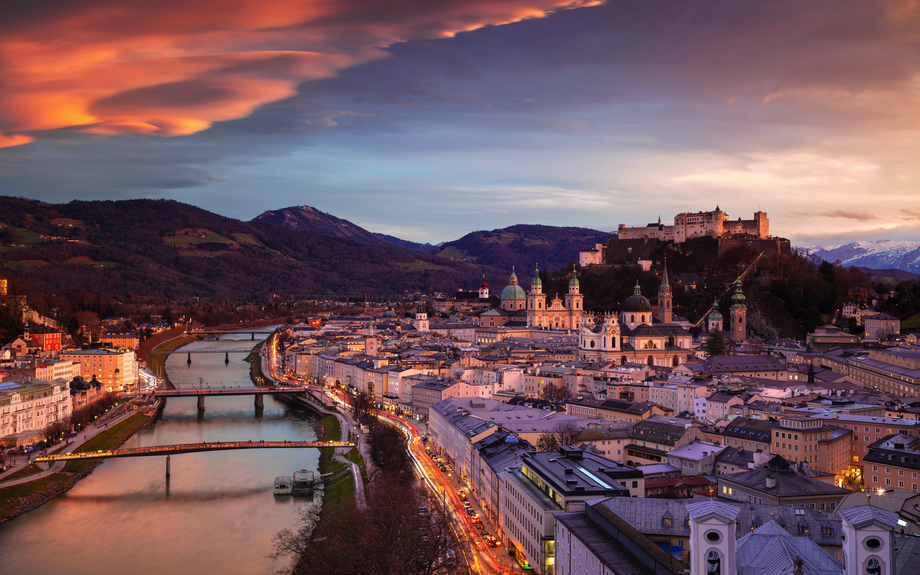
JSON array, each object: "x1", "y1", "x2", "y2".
[{"x1": 801, "y1": 240, "x2": 920, "y2": 274}]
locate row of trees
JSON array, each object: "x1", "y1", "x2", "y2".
[{"x1": 272, "y1": 417, "x2": 456, "y2": 575}]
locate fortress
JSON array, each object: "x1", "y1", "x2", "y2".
[
  {"x1": 617, "y1": 207, "x2": 768, "y2": 243},
  {"x1": 580, "y1": 208, "x2": 785, "y2": 266}
]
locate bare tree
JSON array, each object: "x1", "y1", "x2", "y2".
[
  {"x1": 555, "y1": 419, "x2": 583, "y2": 447},
  {"x1": 270, "y1": 503, "x2": 322, "y2": 573},
  {"x1": 44, "y1": 419, "x2": 70, "y2": 445},
  {"x1": 536, "y1": 433, "x2": 560, "y2": 452}
]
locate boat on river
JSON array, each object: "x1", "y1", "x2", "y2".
[{"x1": 273, "y1": 476, "x2": 293, "y2": 495}]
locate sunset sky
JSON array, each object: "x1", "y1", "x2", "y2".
[{"x1": 1, "y1": 0, "x2": 919, "y2": 245}]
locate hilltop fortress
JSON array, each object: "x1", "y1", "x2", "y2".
[
  {"x1": 581, "y1": 207, "x2": 789, "y2": 265},
  {"x1": 617, "y1": 207, "x2": 768, "y2": 243}
]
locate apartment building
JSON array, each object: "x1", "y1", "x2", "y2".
[
  {"x1": 0, "y1": 380, "x2": 72, "y2": 446},
  {"x1": 60, "y1": 348, "x2": 137, "y2": 391}
]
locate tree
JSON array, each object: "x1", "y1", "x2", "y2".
[
  {"x1": 542, "y1": 382, "x2": 569, "y2": 402},
  {"x1": 353, "y1": 392, "x2": 372, "y2": 420},
  {"x1": 270, "y1": 503, "x2": 322, "y2": 572},
  {"x1": 44, "y1": 419, "x2": 70, "y2": 444},
  {"x1": 554, "y1": 420, "x2": 583, "y2": 447},
  {"x1": 704, "y1": 329, "x2": 727, "y2": 357},
  {"x1": 536, "y1": 433, "x2": 560, "y2": 452}
]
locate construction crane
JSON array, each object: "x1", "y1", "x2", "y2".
[{"x1": 692, "y1": 251, "x2": 765, "y2": 328}]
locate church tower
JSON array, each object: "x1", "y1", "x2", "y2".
[
  {"x1": 839, "y1": 505, "x2": 898, "y2": 575},
  {"x1": 687, "y1": 500, "x2": 740, "y2": 575},
  {"x1": 414, "y1": 302, "x2": 429, "y2": 333},
  {"x1": 657, "y1": 258, "x2": 672, "y2": 324},
  {"x1": 708, "y1": 300, "x2": 723, "y2": 333},
  {"x1": 527, "y1": 265, "x2": 543, "y2": 310},
  {"x1": 478, "y1": 276, "x2": 489, "y2": 299},
  {"x1": 730, "y1": 277, "x2": 747, "y2": 343},
  {"x1": 564, "y1": 266, "x2": 584, "y2": 329}
]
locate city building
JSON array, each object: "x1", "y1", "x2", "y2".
[
  {"x1": 717, "y1": 455, "x2": 851, "y2": 510},
  {"x1": 502, "y1": 447, "x2": 642, "y2": 574},
  {"x1": 0, "y1": 379, "x2": 72, "y2": 447},
  {"x1": 60, "y1": 348, "x2": 137, "y2": 391},
  {"x1": 98, "y1": 332, "x2": 140, "y2": 350},
  {"x1": 862, "y1": 433, "x2": 920, "y2": 492},
  {"x1": 864, "y1": 313, "x2": 900, "y2": 341}
]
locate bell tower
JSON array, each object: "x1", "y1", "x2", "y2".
[
  {"x1": 657, "y1": 258, "x2": 672, "y2": 324},
  {"x1": 730, "y1": 277, "x2": 747, "y2": 343},
  {"x1": 564, "y1": 266, "x2": 584, "y2": 330},
  {"x1": 839, "y1": 504, "x2": 898, "y2": 575},
  {"x1": 687, "y1": 500, "x2": 740, "y2": 575},
  {"x1": 708, "y1": 300, "x2": 723, "y2": 333},
  {"x1": 414, "y1": 302, "x2": 428, "y2": 333},
  {"x1": 478, "y1": 276, "x2": 489, "y2": 299}
]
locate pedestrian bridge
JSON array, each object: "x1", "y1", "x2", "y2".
[
  {"x1": 35, "y1": 440, "x2": 354, "y2": 463},
  {"x1": 154, "y1": 386, "x2": 307, "y2": 410}
]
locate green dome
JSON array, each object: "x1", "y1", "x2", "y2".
[
  {"x1": 382, "y1": 304, "x2": 398, "y2": 319},
  {"x1": 531, "y1": 264, "x2": 542, "y2": 287},
  {"x1": 709, "y1": 300, "x2": 723, "y2": 321},
  {"x1": 568, "y1": 266, "x2": 579, "y2": 287},
  {"x1": 501, "y1": 284, "x2": 527, "y2": 300},
  {"x1": 501, "y1": 269, "x2": 527, "y2": 300}
]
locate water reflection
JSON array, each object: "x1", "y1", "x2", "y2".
[{"x1": 0, "y1": 329, "x2": 316, "y2": 575}]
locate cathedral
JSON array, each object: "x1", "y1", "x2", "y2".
[
  {"x1": 526, "y1": 265, "x2": 584, "y2": 330},
  {"x1": 579, "y1": 261, "x2": 695, "y2": 367}
]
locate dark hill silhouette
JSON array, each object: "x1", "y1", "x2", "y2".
[{"x1": 251, "y1": 205, "x2": 435, "y2": 253}]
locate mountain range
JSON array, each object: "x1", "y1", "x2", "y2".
[
  {"x1": 0, "y1": 198, "x2": 607, "y2": 300},
  {"x1": 801, "y1": 240, "x2": 920, "y2": 278}
]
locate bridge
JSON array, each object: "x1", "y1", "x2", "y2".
[
  {"x1": 36, "y1": 440, "x2": 354, "y2": 477},
  {"x1": 36, "y1": 440, "x2": 353, "y2": 463},
  {"x1": 188, "y1": 330, "x2": 276, "y2": 340},
  {"x1": 150, "y1": 347, "x2": 252, "y2": 355},
  {"x1": 154, "y1": 386, "x2": 307, "y2": 410}
]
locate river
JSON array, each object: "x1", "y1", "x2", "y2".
[{"x1": 0, "y1": 331, "x2": 318, "y2": 575}]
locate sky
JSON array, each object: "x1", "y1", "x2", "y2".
[{"x1": 1, "y1": 0, "x2": 919, "y2": 246}]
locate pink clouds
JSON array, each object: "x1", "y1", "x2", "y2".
[{"x1": 0, "y1": 0, "x2": 599, "y2": 146}]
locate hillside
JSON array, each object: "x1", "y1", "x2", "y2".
[
  {"x1": 251, "y1": 205, "x2": 435, "y2": 253},
  {"x1": 434, "y1": 224, "x2": 611, "y2": 272},
  {"x1": 0, "y1": 198, "x2": 489, "y2": 300}
]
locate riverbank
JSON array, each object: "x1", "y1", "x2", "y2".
[
  {"x1": 148, "y1": 335, "x2": 203, "y2": 389},
  {"x1": 0, "y1": 411, "x2": 154, "y2": 523},
  {"x1": 246, "y1": 340, "x2": 267, "y2": 386}
]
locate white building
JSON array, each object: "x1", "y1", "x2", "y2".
[{"x1": 0, "y1": 379, "x2": 72, "y2": 446}]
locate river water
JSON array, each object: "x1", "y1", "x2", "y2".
[{"x1": 0, "y1": 331, "x2": 318, "y2": 575}]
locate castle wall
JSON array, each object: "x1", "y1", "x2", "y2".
[
  {"x1": 717, "y1": 238, "x2": 790, "y2": 258},
  {"x1": 618, "y1": 209, "x2": 768, "y2": 245}
]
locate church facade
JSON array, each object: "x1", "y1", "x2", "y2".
[
  {"x1": 525, "y1": 265, "x2": 584, "y2": 330},
  {"x1": 579, "y1": 262, "x2": 695, "y2": 367}
]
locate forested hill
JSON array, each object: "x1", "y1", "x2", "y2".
[
  {"x1": 251, "y1": 205, "x2": 435, "y2": 253},
  {"x1": 433, "y1": 224, "x2": 612, "y2": 272},
  {"x1": 0, "y1": 197, "x2": 494, "y2": 300}
]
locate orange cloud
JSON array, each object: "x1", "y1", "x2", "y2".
[{"x1": 0, "y1": 0, "x2": 601, "y2": 147}]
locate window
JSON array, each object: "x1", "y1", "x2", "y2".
[{"x1": 708, "y1": 551, "x2": 721, "y2": 575}]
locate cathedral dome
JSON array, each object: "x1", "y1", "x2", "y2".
[
  {"x1": 623, "y1": 282, "x2": 652, "y2": 313},
  {"x1": 501, "y1": 284, "x2": 527, "y2": 300},
  {"x1": 501, "y1": 269, "x2": 527, "y2": 300},
  {"x1": 382, "y1": 305, "x2": 398, "y2": 319}
]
